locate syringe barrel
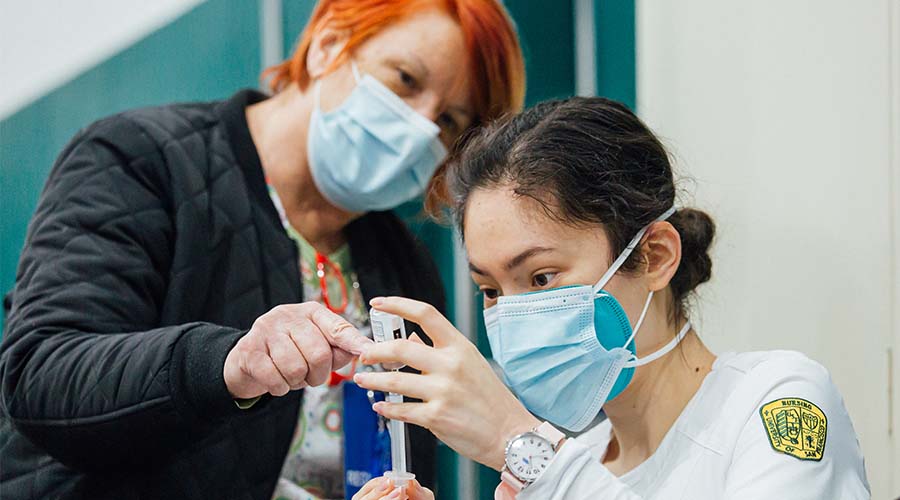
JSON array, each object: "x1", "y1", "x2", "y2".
[
  {"x1": 387, "y1": 393, "x2": 407, "y2": 473},
  {"x1": 369, "y1": 309, "x2": 412, "y2": 475}
]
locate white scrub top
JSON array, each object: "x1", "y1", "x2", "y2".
[{"x1": 519, "y1": 350, "x2": 870, "y2": 500}]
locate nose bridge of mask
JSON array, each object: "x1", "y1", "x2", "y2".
[
  {"x1": 318, "y1": 61, "x2": 447, "y2": 164},
  {"x1": 348, "y1": 61, "x2": 442, "y2": 138}
]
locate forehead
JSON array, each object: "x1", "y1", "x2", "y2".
[
  {"x1": 356, "y1": 9, "x2": 472, "y2": 104},
  {"x1": 463, "y1": 187, "x2": 610, "y2": 267}
]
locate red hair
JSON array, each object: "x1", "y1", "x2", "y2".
[{"x1": 263, "y1": 0, "x2": 525, "y2": 125}]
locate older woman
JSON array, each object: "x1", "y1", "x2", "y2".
[{"x1": 0, "y1": 1, "x2": 524, "y2": 499}]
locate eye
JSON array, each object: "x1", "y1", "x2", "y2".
[
  {"x1": 481, "y1": 288, "x2": 499, "y2": 300},
  {"x1": 437, "y1": 113, "x2": 460, "y2": 134},
  {"x1": 531, "y1": 272, "x2": 557, "y2": 288},
  {"x1": 398, "y1": 68, "x2": 417, "y2": 89}
]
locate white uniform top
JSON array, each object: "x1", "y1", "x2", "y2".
[{"x1": 519, "y1": 350, "x2": 870, "y2": 500}]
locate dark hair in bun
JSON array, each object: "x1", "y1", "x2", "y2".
[{"x1": 428, "y1": 96, "x2": 715, "y2": 320}]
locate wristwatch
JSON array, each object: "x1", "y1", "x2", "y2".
[{"x1": 500, "y1": 422, "x2": 566, "y2": 493}]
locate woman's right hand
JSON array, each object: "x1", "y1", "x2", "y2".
[
  {"x1": 352, "y1": 476, "x2": 434, "y2": 500},
  {"x1": 354, "y1": 297, "x2": 540, "y2": 471},
  {"x1": 223, "y1": 302, "x2": 373, "y2": 399}
]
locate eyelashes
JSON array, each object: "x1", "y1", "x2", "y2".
[
  {"x1": 531, "y1": 272, "x2": 557, "y2": 288},
  {"x1": 478, "y1": 272, "x2": 557, "y2": 303},
  {"x1": 398, "y1": 68, "x2": 416, "y2": 89}
]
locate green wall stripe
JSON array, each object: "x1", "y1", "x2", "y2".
[
  {"x1": 595, "y1": 0, "x2": 637, "y2": 109},
  {"x1": 281, "y1": 0, "x2": 317, "y2": 60},
  {"x1": 508, "y1": 0, "x2": 577, "y2": 107}
]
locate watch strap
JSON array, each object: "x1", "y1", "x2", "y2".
[
  {"x1": 501, "y1": 470, "x2": 526, "y2": 491},
  {"x1": 534, "y1": 421, "x2": 565, "y2": 449},
  {"x1": 495, "y1": 475, "x2": 523, "y2": 499},
  {"x1": 499, "y1": 421, "x2": 566, "y2": 497}
]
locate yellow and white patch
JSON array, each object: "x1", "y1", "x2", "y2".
[{"x1": 759, "y1": 398, "x2": 827, "y2": 461}]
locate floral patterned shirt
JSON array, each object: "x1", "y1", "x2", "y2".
[{"x1": 268, "y1": 186, "x2": 370, "y2": 500}]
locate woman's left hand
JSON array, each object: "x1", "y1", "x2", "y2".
[
  {"x1": 353, "y1": 297, "x2": 540, "y2": 470},
  {"x1": 351, "y1": 476, "x2": 434, "y2": 500}
]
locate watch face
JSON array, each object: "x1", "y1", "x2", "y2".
[{"x1": 505, "y1": 432, "x2": 554, "y2": 482}]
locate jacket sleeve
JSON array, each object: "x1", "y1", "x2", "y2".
[{"x1": 0, "y1": 118, "x2": 245, "y2": 473}]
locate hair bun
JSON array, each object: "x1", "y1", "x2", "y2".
[{"x1": 668, "y1": 208, "x2": 715, "y2": 299}]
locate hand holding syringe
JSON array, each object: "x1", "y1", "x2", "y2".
[{"x1": 369, "y1": 309, "x2": 416, "y2": 494}]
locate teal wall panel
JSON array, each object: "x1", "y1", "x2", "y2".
[
  {"x1": 595, "y1": 0, "x2": 636, "y2": 109},
  {"x1": 507, "y1": 0, "x2": 576, "y2": 107},
  {"x1": 0, "y1": 0, "x2": 262, "y2": 326},
  {"x1": 282, "y1": 0, "x2": 318, "y2": 58}
]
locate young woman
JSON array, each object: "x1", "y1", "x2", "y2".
[
  {"x1": 351, "y1": 97, "x2": 870, "y2": 499},
  {"x1": 0, "y1": 1, "x2": 524, "y2": 499}
]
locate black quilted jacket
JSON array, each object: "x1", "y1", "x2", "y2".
[{"x1": 0, "y1": 90, "x2": 443, "y2": 499}]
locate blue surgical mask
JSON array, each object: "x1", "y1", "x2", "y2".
[
  {"x1": 484, "y1": 207, "x2": 692, "y2": 431},
  {"x1": 307, "y1": 62, "x2": 448, "y2": 213}
]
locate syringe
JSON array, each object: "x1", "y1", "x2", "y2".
[{"x1": 369, "y1": 309, "x2": 416, "y2": 493}]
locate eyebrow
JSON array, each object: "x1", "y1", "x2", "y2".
[
  {"x1": 468, "y1": 246, "x2": 555, "y2": 276},
  {"x1": 404, "y1": 52, "x2": 473, "y2": 122},
  {"x1": 406, "y1": 52, "x2": 430, "y2": 80}
]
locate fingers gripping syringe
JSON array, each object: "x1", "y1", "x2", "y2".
[{"x1": 369, "y1": 309, "x2": 416, "y2": 492}]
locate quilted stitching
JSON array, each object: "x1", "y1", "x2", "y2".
[
  {"x1": 0, "y1": 92, "x2": 443, "y2": 499},
  {"x1": 1, "y1": 97, "x2": 283, "y2": 499}
]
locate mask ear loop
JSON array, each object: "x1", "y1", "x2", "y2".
[
  {"x1": 625, "y1": 321, "x2": 692, "y2": 368},
  {"x1": 623, "y1": 290, "x2": 654, "y2": 350},
  {"x1": 592, "y1": 207, "x2": 677, "y2": 294},
  {"x1": 592, "y1": 230, "x2": 647, "y2": 295}
]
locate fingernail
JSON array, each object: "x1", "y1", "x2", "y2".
[
  {"x1": 372, "y1": 402, "x2": 384, "y2": 413},
  {"x1": 386, "y1": 489, "x2": 401, "y2": 499},
  {"x1": 353, "y1": 373, "x2": 366, "y2": 384},
  {"x1": 370, "y1": 297, "x2": 384, "y2": 306}
]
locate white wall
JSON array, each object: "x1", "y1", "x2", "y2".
[
  {"x1": 0, "y1": 0, "x2": 203, "y2": 119},
  {"x1": 636, "y1": 1, "x2": 899, "y2": 498}
]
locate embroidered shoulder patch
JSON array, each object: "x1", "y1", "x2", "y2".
[{"x1": 759, "y1": 398, "x2": 827, "y2": 461}]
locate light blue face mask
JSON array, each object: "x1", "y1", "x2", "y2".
[
  {"x1": 306, "y1": 62, "x2": 448, "y2": 213},
  {"x1": 484, "y1": 207, "x2": 692, "y2": 431}
]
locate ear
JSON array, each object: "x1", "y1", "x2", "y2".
[
  {"x1": 306, "y1": 25, "x2": 351, "y2": 79},
  {"x1": 640, "y1": 221, "x2": 681, "y2": 293}
]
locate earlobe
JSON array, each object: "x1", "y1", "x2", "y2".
[
  {"x1": 644, "y1": 222, "x2": 681, "y2": 292},
  {"x1": 306, "y1": 26, "x2": 351, "y2": 79}
]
